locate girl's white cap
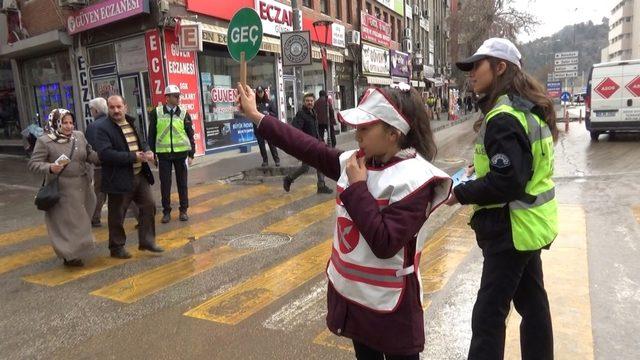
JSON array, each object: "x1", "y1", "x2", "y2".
[
  {"x1": 337, "y1": 88, "x2": 411, "y2": 135},
  {"x1": 456, "y1": 38, "x2": 522, "y2": 71}
]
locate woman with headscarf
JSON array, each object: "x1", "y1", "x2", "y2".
[
  {"x1": 253, "y1": 86, "x2": 280, "y2": 167},
  {"x1": 28, "y1": 109, "x2": 100, "y2": 267}
]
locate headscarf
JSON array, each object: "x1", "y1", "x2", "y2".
[{"x1": 45, "y1": 108, "x2": 75, "y2": 143}]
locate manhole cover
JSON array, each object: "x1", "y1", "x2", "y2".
[{"x1": 228, "y1": 233, "x2": 292, "y2": 250}]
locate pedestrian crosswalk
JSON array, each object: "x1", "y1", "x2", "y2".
[{"x1": 0, "y1": 182, "x2": 606, "y2": 357}]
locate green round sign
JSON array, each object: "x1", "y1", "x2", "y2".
[{"x1": 227, "y1": 8, "x2": 263, "y2": 62}]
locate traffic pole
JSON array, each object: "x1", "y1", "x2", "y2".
[
  {"x1": 579, "y1": 108, "x2": 583, "y2": 124},
  {"x1": 565, "y1": 108, "x2": 569, "y2": 132}
]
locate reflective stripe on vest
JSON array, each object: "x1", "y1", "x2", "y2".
[
  {"x1": 473, "y1": 95, "x2": 558, "y2": 250},
  {"x1": 155, "y1": 105, "x2": 192, "y2": 153},
  {"x1": 327, "y1": 149, "x2": 452, "y2": 312}
]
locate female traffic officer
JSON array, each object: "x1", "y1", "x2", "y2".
[{"x1": 445, "y1": 38, "x2": 559, "y2": 360}]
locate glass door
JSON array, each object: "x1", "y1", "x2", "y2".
[
  {"x1": 284, "y1": 78, "x2": 297, "y2": 123},
  {"x1": 119, "y1": 74, "x2": 147, "y2": 139}
]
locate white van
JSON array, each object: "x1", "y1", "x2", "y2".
[{"x1": 586, "y1": 59, "x2": 640, "y2": 140}]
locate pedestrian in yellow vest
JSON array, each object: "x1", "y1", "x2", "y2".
[
  {"x1": 445, "y1": 38, "x2": 559, "y2": 360},
  {"x1": 148, "y1": 85, "x2": 196, "y2": 224}
]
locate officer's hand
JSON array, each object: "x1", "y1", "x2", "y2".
[
  {"x1": 346, "y1": 152, "x2": 367, "y2": 184},
  {"x1": 444, "y1": 192, "x2": 459, "y2": 206},
  {"x1": 144, "y1": 151, "x2": 155, "y2": 162},
  {"x1": 135, "y1": 151, "x2": 147, "y2": 163},
  {"x1": 237, "y1": 83, "x2": 262, "y2": 124},
  {"x1": 188, "y1": 157, "x2": 193, "y2": 166}
]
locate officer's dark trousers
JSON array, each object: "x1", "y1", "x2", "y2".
[
  {"x1": 159, "y1": 157, "x2": 188, "y2": 215},
  {"x1": 469, "y1": 249, "x2": 553, "y2": 360},
  {"x1": 253, "y1": 124, "x2": 279, "y2": 163}
]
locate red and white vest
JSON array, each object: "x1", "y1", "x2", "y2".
[{"x1": 327, "y1": 149, "x2": 452, "y2": 312}]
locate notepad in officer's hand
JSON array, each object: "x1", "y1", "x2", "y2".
[{"x1": 451, "y1": 167, "x2": 476, "y2": 188}]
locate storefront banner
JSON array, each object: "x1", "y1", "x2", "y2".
[
  {"x1": 75, "y1": 47, "x2": 93, "y2": 126},
  {"x1": 144, "y1": 29, "x2": 165, "y2": 108},
  {"x1": 186, "y1": 0, "x2": 252, "y2": 21},
  {"x1": 67, "y1": 0, "x2": 150, "y2": 35},
  {"x1": 201, "y1": 74, "x2": 256, "y2": 150},
  {"x1": 362, "y1": 43, "x2": 390, "y2": 76},
  {"x1": 375, "y1": 0, "x2": 404, "y2": 16},
  {"x1": 360, "y1": 12, "x2": 391, "y2": 47},
  {"x1": 164, "y1": 29, "x2": 205, "y2": 156},
  {"x1": 331, "y1": 23, "x2": 346, "y2": 48},
  {"x1": 390, "y1": 50, "x2": 411, "y2": 79},
  {"x1": 255, "y1": 0, "x2": 293, "y2": 37}
]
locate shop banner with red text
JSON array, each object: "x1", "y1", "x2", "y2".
[
  {"x1": 164, "y1": 29, "x2": 205, "y2": 156},
  {"x1": 145, "y1": 29, "x2": 166, "y2": 108}
]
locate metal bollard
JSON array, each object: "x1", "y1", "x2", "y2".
[
  {"x1": 564, "y1": 109, "x2": 569, "y2": 132},
  {"x1": 579, "y1": 109, "x2": 583, "y2": 124}
]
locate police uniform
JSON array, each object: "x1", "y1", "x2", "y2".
[{"x1": 148, "y1": 101, "x2": 195, "y2": 220}]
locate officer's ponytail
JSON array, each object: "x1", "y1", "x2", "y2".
[{"x1": 380, "y1": 87, "x2": 437, "y2": 161}]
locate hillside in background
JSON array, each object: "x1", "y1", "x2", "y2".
[{"x1": 519, "y1": 19, "x2": 610, "y2": 86}]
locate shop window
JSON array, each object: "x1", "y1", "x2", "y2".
[
  {"x1": 22, "y1": 52, "x2": 74, "y2": 123},
  {"x1": 198, "y1": 50, "x2": 278, "y2": 151},
  {"x1": 88, "y1": 43, "x2": 116, "y2": 67}
]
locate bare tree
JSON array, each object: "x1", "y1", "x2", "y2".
[{"x1": 449, "y1": 0, "x2": 539, "y2": 92}]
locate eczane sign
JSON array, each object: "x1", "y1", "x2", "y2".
[{"x1": 255, "y1": 0, "x2": 293, "y2": 37}]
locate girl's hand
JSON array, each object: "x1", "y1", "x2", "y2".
[
  {"x1": 237, "y1": 83, "x2": 263, "y2": 124},
  {"x1": 346, "y1": 152, "x2": 367, "y2": 184},
  {"x1": 444, "y1": 192, "x2": 459, "y2": 206},
  {"x1": 50, "y1": 163, "x2": 64, "y2": 174}
]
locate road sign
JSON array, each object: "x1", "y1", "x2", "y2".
[
  {"x1": 554, "y1": 64, "x2": 578, "y2": 72},
  {"x1": 560, "y1": 91, "x2": 571, "y2": 102},
  {"x1": 555, "y1": 51, "x2": 579, "y2": 59},
  {"x1": 547, "y1": 81, "x2": 562, "y2": 98},
  {"x1": 555, "y1": 58, "x2": 578, "y2": 65},
  {"x1": 227, "y1": 8, "x2": 263, "y2": 87},
  {"x1": 553, "y1": 71, "x2": 579, "y2": 79},
  {"x1": 281, "y1": 31, "x2": 312, "y2": 66}
]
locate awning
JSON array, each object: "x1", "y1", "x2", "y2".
[
  {"x1": 312, "y1": 45, "x2": 344, "y2": 63},
  {"x1": 366, "y1": 76, "x2": 393, "y2": 85},
  {"x1": 198, "y1": 22, "x2": 344, "y2": 62},
  {"x1": 426, "y1": 77, "x2": 444, "y2": 87},
  {"x1": 0, "y1": 30, "x2": 71, "y2": 59},
  {"x1": 200, "y1": 23, "x2": 281, "y2": 54}
]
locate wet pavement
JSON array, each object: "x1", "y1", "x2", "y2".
[{"x1": 1, "y1": 116, "x2": 639, "y2": 359}]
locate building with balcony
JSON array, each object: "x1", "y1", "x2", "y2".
[{"x1": 601, "y1": 0, "x2": 640, "y2": 62}]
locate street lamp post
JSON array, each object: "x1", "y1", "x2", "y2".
[{"x1": 312, "y1": 19, "x2": 334, "y2": 148}]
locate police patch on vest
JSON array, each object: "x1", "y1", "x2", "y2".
[{"x1": 491, "y1": 153, "x2": 511, "y2": 168}]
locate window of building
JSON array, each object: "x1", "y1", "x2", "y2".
[
  {"x1": 303, "y1": 0, "x2": 312, "y2": 8},
  {"x1": 397, "y1": 19, "x2": 402, "y2": 41},
  {"x1": 333, "y1": 0, "x2": 342, "y2": 20},
  {"x1": 365, "y1": 2, "x2": 372, "y2": 15},
  {"x1": 627, "y1": 16, "x2": 632, "y2": 22},
  {"x1": 346, "y1": 0, "x2": 352, "y2": 22},
  {"x1": 320, "y1": 0, "x2": 328, "y2": 13},
  {"x1": 383, "y1": 11, "x2": 389, "y2": 23},
  {"x1": 375, "y1": 6, "x2": 381, "y2": 18}
]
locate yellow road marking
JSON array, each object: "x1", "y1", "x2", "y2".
[
  {"x1": 1, "y1": 185, "x2": 267, "y2": 275},
  {"x1": 21, "y1": 185, "x2": 317, "y2": 286},
  {"x1": 0, "y1": 182, "x2": 228, "y2": 249},
  {"x1": 184, "y1": 239, "x2": 332, "y2": 325},
  {"x1": 632, "y1": 206, "x2": 640, "y2": 224},
  {"x1": 90, "y1": 246, "x2": 251, "y2": 302},
  {"x1": 91, "y1": 200, "x2": 334, "y2": 303},
  {"x1": 505, "y1": 205, "x2": 594, "y2": 359}
]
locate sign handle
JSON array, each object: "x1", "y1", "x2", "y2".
[{"x1": 240, "y1": 51, "x2": 247, "y2": 89}]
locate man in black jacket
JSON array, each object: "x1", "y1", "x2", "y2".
[
  {"x1": 313, "y1": 90, "x2": 337, "y2": 148},
  {"x1": 93, "y1": 95, "x2": 163, "y2": 259},
  {"x1": 283, "y1": 93, "x2": 333, "y2": 194}
]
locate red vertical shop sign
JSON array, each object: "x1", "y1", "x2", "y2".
[
  {"x1": 164, "y1": 29, "x2": 205, "y2": 156},
  {"x1": 145, "y1": 29, "x2": 166, "y2": 108}
]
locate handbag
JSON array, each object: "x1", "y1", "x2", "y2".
[{"x1": 35, "y1": 138, "x2": 76, "y2": 211}]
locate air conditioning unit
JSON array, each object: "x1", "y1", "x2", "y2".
[
  {"x1": 347, "y1": 30, "x2": 361, "y2": 46},
  {"x1": 1, "y1": 0, "x2": 18, "y2": 12},
  {"x1": 403, "y1": 38, "x2": 413, "y2": 53},
  {"x1": 413, "y1": 5, "x2": 420, "y2": 14},
  {"x1": 404, "y1": 27, "x2": 412, "y2": 38},
  {"x1": 58, "y1": 0, "x2": 88, "y2": 8}
]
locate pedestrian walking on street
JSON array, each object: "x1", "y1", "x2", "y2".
[
  {"x1": 238, "y1": 82, "x2": 452, "y2": 359},
  {"x1": 253, "y1": 85, "x2": 280, "y2": 167},
  {"x1": 94, "y1": 95, "x2": 163, "y2": 259},
  {"x1": 314, "y1": 90, "x2": 337, "y2": 147},
  {"x1": 28, "y1": 109, "x2": 99, "y2": 267},
  {"x1": 446, "y1": 38, "x2": 559, "y2": 360},
  {"x1": 282, "y1": 93, "x2": 333, "y2": 194},
  {"x1": 85, "y1": 97, "x2": 109, "y2": 227},
  {"x1": 148, "y1": 85, "x2": 196, "y2": 223}
]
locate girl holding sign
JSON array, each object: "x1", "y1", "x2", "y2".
[{"x1": 237, "y1": 82, "x2": 451, "y2": 359}]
